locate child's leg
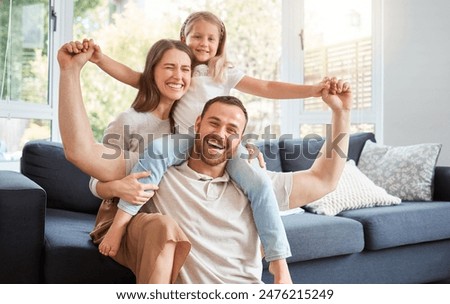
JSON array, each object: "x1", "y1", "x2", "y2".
[
  {"x1": 226, "y1": 144, "x2": 292, "y2": 261},
  {"x1": 117, "y1": 133, "x2": 194, "y2": 214},
  {"x1": 99, "y1": 208, "x2": 131, "y2": 257},
  {"x1": 102, "y1": 134, "x2": 193, "y2": 256}
]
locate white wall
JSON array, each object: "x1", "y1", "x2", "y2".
[{"x1": 383, "y1": 0, "x2": 450, "y2": 165}]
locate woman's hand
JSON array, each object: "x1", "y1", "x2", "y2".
[{"x1": 112, "y1": 171, "x2": 159, "y2": 205}]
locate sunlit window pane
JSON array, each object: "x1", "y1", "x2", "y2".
[
  {"x1": 0, "y1": 118, "x2": 51, "y2": 162},
  {"x1": 303, "y1": 0, "x2": 372, "y2": 112},
  {"x1": 0, "y1": 1, "x2": 49, "y2": 104}
]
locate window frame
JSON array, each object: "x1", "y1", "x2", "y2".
[
  {"x1": 280, "y1": 0, "x2": 383, "y2": 140},
  {"x1": 0, "y1": 0, "x2": 73, "y2": 170}
]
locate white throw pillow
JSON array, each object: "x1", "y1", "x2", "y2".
[
  {"x1": 358, "y1": 140, "x2": 441, "y2": 201},
  {"x1": 304, "y1": 160, "x2": 401, "y2": 216}
]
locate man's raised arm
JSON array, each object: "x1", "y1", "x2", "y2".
[{"x1": 289, "y1": 78, "x2": 352, "y2": 207}]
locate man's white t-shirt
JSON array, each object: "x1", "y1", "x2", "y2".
[{"x1": 148, "y1": 162, "x2": 263, "y2": 283}]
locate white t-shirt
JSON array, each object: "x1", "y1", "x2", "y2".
[
  {"x1": 173, "y1": 64, "x2": 245, "y2": 134},
  {"x1": 89, "y1": 108, "x2": 171, "y2": 197},
  {"x1": 148, "y1": 162, "x2": 262, "y2": 283}
]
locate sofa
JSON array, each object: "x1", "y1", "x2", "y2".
[{"x1": 1, "y1": 132, "x2": 449, "y2": 283}]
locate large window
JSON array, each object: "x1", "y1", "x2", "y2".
[
  {"x1": 0, "y1": 0, "x2": 53, "y2": 169},
  {"x1": 281, "y1": 0, "x2": 381, "y2": 139}
]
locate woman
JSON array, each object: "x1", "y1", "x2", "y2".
[{"x1": 57, "y1": 38, "x2": 193, "y2": 283}]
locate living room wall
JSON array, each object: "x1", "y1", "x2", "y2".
[{"x1": 383, "y1": 0, "x2": 450, "y2": 165}]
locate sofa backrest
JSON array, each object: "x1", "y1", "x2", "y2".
[
  {"x1": 257, "y1": 132, "x2": 376, "y2": 172},
  {"x1": 21, "y1": 140, "x2": 101, "y2": 214}
]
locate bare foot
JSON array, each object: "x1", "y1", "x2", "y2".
[
  {"x1": 98, "y1": 227, "x2": 124, "y2": 257},
  {"x1": 269, "y1": 259, "x2": 293, "y2": 284},
  {"x1": 98, "y1": 209, "x2": 131, "y2": 257}
]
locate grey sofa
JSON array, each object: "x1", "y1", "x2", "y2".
[{"x1": 1, "y1": 132, "x2": 449, "y2": 283}]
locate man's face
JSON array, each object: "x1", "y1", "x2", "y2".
[{"x1": 194, "y1": 102, "x2": 246, "y2": 166}]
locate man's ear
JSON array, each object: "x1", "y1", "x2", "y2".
[{"x1": 194, "y1": 115, "x2": 201, "y2": 133}]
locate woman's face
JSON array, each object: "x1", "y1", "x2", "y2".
[
  {"x1": 184, "y1": 19, "x2": 221, "y2": 64},
  {"x1": 154, "y1": 48, "x2": 192, "y2": 103}
]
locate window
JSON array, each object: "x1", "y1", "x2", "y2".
[
  {"x1": 0, "y1": 0, "x2": 54, "y2": 170},
  {"x1": 281, "y1": 0, "x2": 382, "y2": 139}
]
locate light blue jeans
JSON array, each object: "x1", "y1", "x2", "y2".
[{"x1": 118, "y1": 134, "x2": 291, "y2": 261}]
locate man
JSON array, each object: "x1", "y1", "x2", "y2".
[
  {"x1": 58, "y1": 39, "x2": 352, "y2": 283},
  {"x1": 146, "y1": 93, "x2": 351, "y2": 283}
]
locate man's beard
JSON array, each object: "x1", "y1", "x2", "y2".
[{"x1": 194, "y1": 133, "x2": 235, "y2": 166}]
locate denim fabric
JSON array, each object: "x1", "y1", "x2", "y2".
[
  {"x1": 226, "y1": 144, "x2": 291, "y2": 261},
  {"x1": 118, "y1": 133, "x2": 194, "y2": 215}
]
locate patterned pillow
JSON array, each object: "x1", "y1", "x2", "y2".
[
  {"x1": 305, "y1": 160, "x2": 401, "y2": 216},
  {"x1": 357, "y1": 140, "x2": 442, "y2": 201}
]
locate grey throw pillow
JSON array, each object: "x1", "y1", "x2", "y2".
[{"x1": 357, "y1": 140, "x2": 442, "y2": 201}]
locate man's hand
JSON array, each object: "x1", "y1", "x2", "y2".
[{"x1": 321, "y1": 77, "x2": 352, "y2": 112}]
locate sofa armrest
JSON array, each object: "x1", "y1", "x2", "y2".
[
  {"x1": 433, "y1": 166, "x2": 450, "y2": 201},
  {"x1": 0, "y1": 170, "x2": 46, "y2": 283}
]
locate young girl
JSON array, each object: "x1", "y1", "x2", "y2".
[{"x1": 88, "y1": 11, "x2": 327, "y2": 283}]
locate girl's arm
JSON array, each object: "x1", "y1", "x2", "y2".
[
  {"x1": 235, "y1": 75, "x2": 328, "y2": 99},
  {"x1": 83, "y1": 39, "x2": 141, "y2": 89}
]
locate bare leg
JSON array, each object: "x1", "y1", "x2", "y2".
[
  {"x1": 269, "y1": 259, "x2": 293, "y2": 284},
  {"x1": 148, "y1": 241, "x2": 177, "y2": 283},
  {"x1": 99, "y1": 209, "x2": 132, "y2": 257}
]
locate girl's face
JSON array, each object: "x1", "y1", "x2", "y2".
[
  {"x1": 154, "y1": 48, "x2": 192, "y2": 104},
  {"x1": 184, "y1": 19, "x2": 221, "y2": 64}
]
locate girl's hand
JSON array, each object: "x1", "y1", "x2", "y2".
[
  {"x1": 113, "y1": 171, "x2": 159, "y2": 205},
  {"x1": 246, "y1": 144, "x2": 266, "y2": 169},
  {"x1": 82, "y1": 38, "x2": 104, "y2": 64},
  {"x1": 311, "y1": 77, "x2": 331, "y2": 97}
]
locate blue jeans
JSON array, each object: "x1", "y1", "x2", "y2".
[{"x1": 118, "y1": 134, "x2": 291, "y2": 261}]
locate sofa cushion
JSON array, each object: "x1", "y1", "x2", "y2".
[
  {"x1": 282, "y1": 212, "x2": 365, "y2": 263},
  {"x1": 305, "y1": 160, "x2": 401, "y2": 216},
  {"x1": 254, "y1": 140, "x2": 283, "y2": 172},
  {"x1": 21, "y1": 140, "x2": 101, "y2": 214},
  {"x1": 44, "y1": 208, "x2": 135, "y2": 283},
  {"x1": 0, "y1": 171, "x2": 46, "y2": 283},
  {"x1": 339, "y1": 202, "x2": 450, "y2": 250},
  {"x1": 358, "y1": 140, "x2": 442, "y2": 201},
  {"x1": 279, "y1": 132, "x2": 375, "y2": 172}
]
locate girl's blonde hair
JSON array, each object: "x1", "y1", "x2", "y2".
[{"x1": 180, "y1": 11, "x2": 229, "y2": 83}]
